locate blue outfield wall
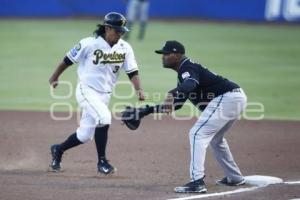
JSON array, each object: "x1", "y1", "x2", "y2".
[
  {"x1": 151, "y1": 0, "x2": 266, "y2": 21},
  {"x1": 0, "y1": 0, "x2": 300, "y2": 22}
]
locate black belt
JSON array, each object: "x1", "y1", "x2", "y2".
[{"x1": 231, "y1": 88, "x2": 241, "y2": 93}]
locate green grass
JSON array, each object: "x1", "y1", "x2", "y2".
[{"x1": 0, "y1": 19, "x2": 300, "y2": 120}]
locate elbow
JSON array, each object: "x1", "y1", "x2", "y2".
[
  {"x1": 127, "y1": 70, "x2": 139, "y2": 80},
  {"x1": 174, "y1": 104, "x2": 183, "y2": 111},
  {"x1": 173, "y1": 100, "x2": 185, "y2": 110}
]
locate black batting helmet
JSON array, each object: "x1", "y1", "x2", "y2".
[{"x1": 103, "y1": 12, "x2": 129, "y2": 33}]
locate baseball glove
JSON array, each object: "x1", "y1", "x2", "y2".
[{"x1": 121, "y1": 105, "x2": 152, "y2": 130}]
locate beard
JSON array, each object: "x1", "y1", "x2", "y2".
[{"x1": 163, "y1": 61, "x2": 174, "y2": 69}]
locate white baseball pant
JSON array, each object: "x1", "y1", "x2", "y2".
[
  {"x1": 189, "y1": 88, "x2": 247, "y2": 182},
  {"x1": 75, "y1": 82, "x2": 111, "y2": 143}
]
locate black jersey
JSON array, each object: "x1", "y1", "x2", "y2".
[{"x1": 170, "y1": 58, "x2": 239, "y2": 111}]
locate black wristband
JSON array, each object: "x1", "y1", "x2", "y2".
[
  {"x1": 139, "y1": 105, "x2": 154, "y2": 117},
  {"x1": 63, "y1": 56, "x2": 73, "y2": 66},
  {"x1": 148, "y1": 105, "x2": 163, "y2": 114},
  {"x1": 139, "y1": 104, "x2": 168, "y2": 117},
  {"x1": 127, "y1": 70, "x2": 139, "y2": 79}
]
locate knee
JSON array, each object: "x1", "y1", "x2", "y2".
[
  {"x1": 210, "y1": 137, "x2": 226, "y2": 148},
  {"x1": 97, "y1": 111, "x2": 111, "y2": 126},
  {"x1": 210, "y1": 138, "x2": 220, "y2": 148},
  {"x1": 76, "y1": 127, "x2": 95, "y2": 143},
  {"x1": 189, "y1": 126, "x2": 212, "y2": 140},
  {"x1": 102, "y1": 113, "x2": 112, "y2": 125},
  {"x1": 189, "y1": 128, "x2": 208, "y2": 147},
  {"x1": 189, "y1": 127, "x2": 198, "y2": 137}
]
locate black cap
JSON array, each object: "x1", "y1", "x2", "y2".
[{"x1": 155, "y1": 40, "x2": 185, "y2": 55}]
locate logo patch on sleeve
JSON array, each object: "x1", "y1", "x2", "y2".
[
  {"x1": 70, "y1": 43, "x2": 81, "y2": 57},
  {"x1": 181, "y1": 72, "x2": 190, "y2": 79},
  {"x1": 75, "y1": 43, "x2": 81, "y2": 51}
]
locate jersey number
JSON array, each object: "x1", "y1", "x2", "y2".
[{"x1": 113, "y1": 66, "x2": 120, "y2": 73}]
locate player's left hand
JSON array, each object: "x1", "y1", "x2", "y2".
[
  {"x1": 121, "y1": 106, "x2": 141, "y2": 130},
  {"x1": 136, "y1": 89, "x2": 145, "y2": 101},
  {"x1": 121, "y1": 105, "x2": 152, "y2": 130}
]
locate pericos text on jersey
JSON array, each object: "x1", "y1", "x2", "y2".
[{"x1": 93, "y1": 50, "x2": 126, "y2": 65}]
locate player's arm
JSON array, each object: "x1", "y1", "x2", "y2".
[
  {"x1": 131, "y1": 88, "x2": 187, "y2": 116},
  {"x1": 160, "y1": 79, "x2": 197, "y2": 113},
  {"x1": 121, "y1": 92, "x2": 187, "y2": 130},
  {"x1": 130, "y1": 95, "x2": 187, "y2": 118},
  {"x1": 133, "y1": 79, "x2": 194, "y2": 115},
  {"x1": 161, "y1": 65, "x2": 200, "y2": 112},
  {"x1": 169, "y1": 79, "x2": 198, "y2": 96},
  {"x1": 123, "y1": 43, "x2": 145, "y2": 100},
  {"x1": 49, "y1": 56, "x2": 73, "y2": 88},
  {"x1": 127, "y1": 70, "x2": 145, "y2": 101}
]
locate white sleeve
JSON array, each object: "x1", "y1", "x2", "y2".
[
  {"x1": 66, "y1": 39, "x2": 88, "y2": 63},
  {"x1": 122, "y1": 44, "x2": 138, "y2": 74}
]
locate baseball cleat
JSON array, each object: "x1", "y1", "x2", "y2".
[
  {"x1": 174, "y1": 179, "x2": 207, "y2": 193},
  {"x1": 216, "y1": 177, "x2": 246, "y2": 186},
  {"x1": 49, "y1": 144, "x2": 63, "y2": 172},
  {"x1": 97, "y1": 158, "x2": 116, "y2": 175}
]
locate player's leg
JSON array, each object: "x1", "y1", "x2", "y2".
[
  {"x1": 175, "y1": 95, "x2": 227, "y2": 193},
  {"x1": 210, "y1": 120, "x2": 245, "y2": 184},
  {"x1": 138, "y1": 1, "x2": 149, "y2": 40},
  {"x1": 50, "y1": 133, "x2": 83, "y2": 172},
  {"x1": 49, "y1": 83, "x2": 111, "y2": 172},
  {"x1": 210, "y1": 89, "x2": 247, "y2": 186},
  {"x1": 75, "y1": 107, "x2": 116, "y2": 175},
  {"x1": 189, "y1": 95, "x2": 228, "y2": 181},
  {"x1": 95, "y1": 125, "x2": 116, "y2": 175},
  {"x1": 77, "y1": 84, "x2": 115, "y2": 174},
  {"x1": 94, "y1": 125, "x2": 108, "y2": 161},
  {"x1": 76, "y1": 83, "x2": 112, "y2": 126},
  {"x1": 124, "y1": 0, "x2": 138, "y2": 40},
  {"x1": 49, "y1": 109, "x2": 94, "y2": 172},
  {"x1": 79, "y1": 98, "x2": 115, "y2": 175}
]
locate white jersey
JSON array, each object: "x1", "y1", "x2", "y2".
[{"x1": 66, "y1": 36, "x2": 138, "y2": 93}]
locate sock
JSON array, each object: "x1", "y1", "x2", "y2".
[
  {"x1": 94, "y1": 125, "x2": 109, "y2": 162},
  {"x1": 59, "y1": 132, "x2": 83, "y2": 152}
]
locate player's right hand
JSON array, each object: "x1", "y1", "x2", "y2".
[
  {"x1": 49, "y1": 77, "x2": 59, "y2": 88},
  {"x1": 136, "y1": 89, "x2": 145, "y2": 101}
]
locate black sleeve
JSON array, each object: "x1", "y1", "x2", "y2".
[
  {"x1": 63, "y1": 56, "x2": 74, "y2": 66},
  {"x1": 179, "y1": 66, "x2": 200, "y2": 85},
  {"x1": 127, "y1": 70, "x2": 139, "y2": 79},
  {"x1": 169, "y1": 79, "x2": 198, "y2": 96}
]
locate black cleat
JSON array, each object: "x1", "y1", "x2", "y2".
[
  {"x1": 49, "y1": 144, "x2": 63, "y2": 172},
  {"x1": 174, "y1": 178, "x2": 207, "y2": 193},
  {"x1": 216, "y1": 177, "x2": 246, "y2": 186},
  {"x1": 97, "y1": 158, "x2": 116, "y2": 175}
]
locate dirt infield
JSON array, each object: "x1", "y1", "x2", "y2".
[{"x1": 0, "y1": 111, "x2": 299, "y2": 200}]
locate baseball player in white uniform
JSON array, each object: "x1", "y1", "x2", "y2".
[{"x1": 48, "y1": 12, "x2": 145, "y2": 175}]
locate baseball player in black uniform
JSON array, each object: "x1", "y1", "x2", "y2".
[{"x1": 154, "y1": 41, "x2": 247, "y2": 193}]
